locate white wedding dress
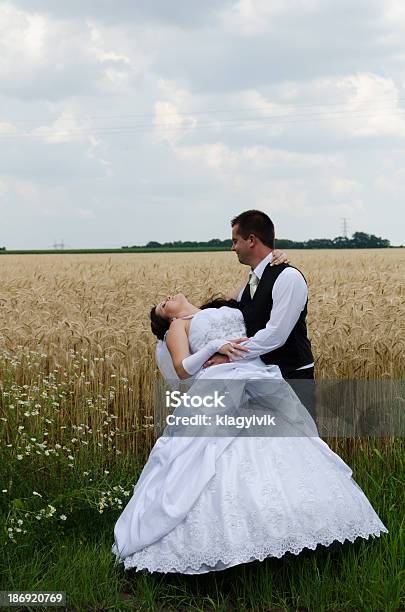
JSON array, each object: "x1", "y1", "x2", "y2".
[{"x1": 112, "y1": 307, "x2": 388, "y2": 574}]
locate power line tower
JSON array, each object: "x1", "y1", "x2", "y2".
[
  {"x1": 52, "y1": 239, "x2": 66, "y2": 250},
  {"x1": 341, "y1": 218, "x2": 349, "y2": 239}
]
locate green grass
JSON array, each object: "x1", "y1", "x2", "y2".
[
  {"x1": 1, "y1": 247, "x2": 400, "y2": 255},
  {"x1": 0, "y1": 248, "x2": 231, "y2": 255},
  {"x1": 1, "y1": 438, "x2": 403, "y2": 611}
]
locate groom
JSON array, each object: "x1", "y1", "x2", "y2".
[{"x1": 204, "y1": 209, "x2": 316, "y2": 419}]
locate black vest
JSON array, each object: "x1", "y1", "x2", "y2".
[{"x1": 239, "y1": 263, "x2": 314, "y2": 377}]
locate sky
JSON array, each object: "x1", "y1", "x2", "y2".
[{"x1": 1, "y1": 0, "x2": 405, "y2": 248}]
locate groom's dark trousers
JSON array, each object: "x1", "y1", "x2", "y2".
[{"x1": 284, "y1": 366, "x2": 316, "y2": 422}]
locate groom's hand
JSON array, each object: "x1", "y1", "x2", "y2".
[{"x1": 203, "y1": 353, "x2": 230, "y2": 368}]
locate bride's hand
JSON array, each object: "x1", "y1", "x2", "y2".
[
  {"x1": 270, "y1": 249, "x2": 289, "y2": 266},
  {"x1": 218, "y1": 337, "x2": 249, "y2": 361}
]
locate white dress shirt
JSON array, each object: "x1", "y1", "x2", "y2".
[{"x1": 237, "y1": 252, "x2": 314, "y2": 370}]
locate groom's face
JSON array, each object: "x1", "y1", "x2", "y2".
[{"x1": 231, "y1": 224, "x2": 252, "y2": 265}]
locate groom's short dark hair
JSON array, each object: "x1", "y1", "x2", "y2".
[{"x1": 231, "y1": 210, "x2": 275, "y2": 248}]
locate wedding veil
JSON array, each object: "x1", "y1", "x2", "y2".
[{"x1": 155, "y1": 337, "x2": 179, "y2": 382}]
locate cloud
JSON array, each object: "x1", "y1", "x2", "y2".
[
  {"x1": 0, "y1": 177, "x2": 39, "y2": 211},
  {"x1": 374, "y1": 167, "x2": 405, "y2": 192},
  {"x1": 0, "y1": 3, "x2": 148, "y2": 101},
  {"x1": 76, "y1": 207, "x2": 95, "y2": 219},
  {"x1": 329, "y1": 178, "x2": 363, "y2": 197},
  {"x1": 9, "y1": 0, "x2": 232, "y2": 27},
  {"x1": 153, "y1": 79, "x2": 198, "y2": 146},
  {"x1": 0, "y1": 0, "x2": 404, "y2": 247},
  {"x1": 0, "y1": 179, "x2": 7, "y2": 199},
  {"x1": 220, "y1": 0, "x2": 322, "y2": 36},
  {"x1": 175, "y1": 143, "x2": 342, "y2": 183},
  {"x1": 32, "y1": 111, "x2": 90, "y2": 144}
]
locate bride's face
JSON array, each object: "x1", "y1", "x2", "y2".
[{"x1": 155, "y1": 293, "x2": 188, "y2": 320}]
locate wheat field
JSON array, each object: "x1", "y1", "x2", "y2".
[
  {"x1": 1, "y1": 250, "x2": 404, "y2": 374},
  {"x1": 0, "y1": 249, "x2": 404, "y2": 453}
]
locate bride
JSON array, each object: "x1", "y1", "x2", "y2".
[{"x1": 112, "y1": 293, "x2": 388, "y2": 574}]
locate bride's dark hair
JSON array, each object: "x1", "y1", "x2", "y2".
[{"x1": 150, "y1": 294, "x2": 244, "y2": 341}]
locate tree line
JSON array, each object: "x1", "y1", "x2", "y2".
[
  {"x1": 0, "y1": 231, "x2": 394, "y2": 252},
  {"x1": 123, "y1": 232, "x2": 391, "y2": 250}
]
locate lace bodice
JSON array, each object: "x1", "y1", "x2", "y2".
[{"x1": 188, "y1": 307, "x2": 246, "y2": 354}]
